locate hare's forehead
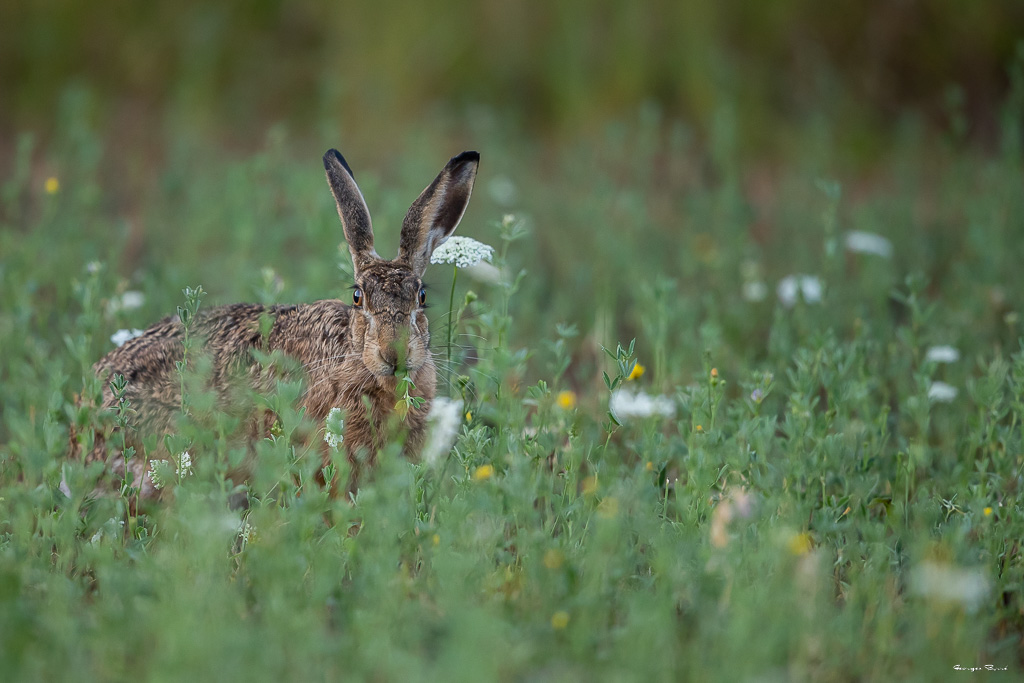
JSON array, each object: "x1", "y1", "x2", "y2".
[{"x1": 359, "y1": 265, "x2": 421, "y2": 300}]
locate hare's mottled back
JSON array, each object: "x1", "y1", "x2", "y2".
[{"x1": 74, "y1": 148, "x2": 479, "y2": 500}]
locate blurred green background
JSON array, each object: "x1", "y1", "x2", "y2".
[{"x1": 4, "y1": 0, "x2": 1022, "y2": 159}]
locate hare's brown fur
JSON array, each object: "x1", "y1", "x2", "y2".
[{"x1": 73, "y1": 148, "x2": 479, "y2": 500}]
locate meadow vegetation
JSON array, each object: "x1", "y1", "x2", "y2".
[{"x1": 2, "y1": 4, "x2": 1024, "y2": 681}]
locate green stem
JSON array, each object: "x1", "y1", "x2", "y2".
[{"x1": 446, "y1": 265, "x2": 457, "y2": 396}]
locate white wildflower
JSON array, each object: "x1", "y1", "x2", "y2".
[
  {"x1": 844, "y1": 231, "x2": 893, "y2": 258},
  {"x1": 121, "y1": 290, "x2": 145, "y2": 310},
  {"x1": 925, "y1": 345, "x2": 960, "y2": 364},
  {"x1": 149, "y1": 461, "x2": 170, "y2": 490},
  {"x1": 106, "y1": 290, "x2": 145, "y2": 315},
  {"x1": 430, "y1": 236, "x2": 495, "y2": 269},
  {"x1": 177, "y1": 451, "x2": 193, "y2": 477},
  {"x1": 742, "y1": 281, "x2": 767, "y2": 302},
  {"x1": 85, "y1": 261, "x2": 103, "y2": 274},
  {"x1": 324, "y1": 407, "x2": 344, "y2": 450},
  {"x1": 928, "y1": 381, "x2": 958, "y2": 403},
  {"x1": 149, "y1": 451, "x2": 193, "y2": 489},
  {"x1": 609, "y1": 389, "x2": 676, "y2": 422},
  {"x1": 912, "y1": 561, "x2": 989, "y2": 612},
  {"x1": 239, "y1": 521, "x2": 254, "y2": 544},
  {"x1": 777, "y1": 275, "x2": 823, "y2": 307},
  {"x1": 111, "y1": 328, "x2": 145, "y2": 347},
  {"x1": 421, "y1": 397, "x2": 464, "y2": 466}
]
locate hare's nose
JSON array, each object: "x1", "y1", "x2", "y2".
[{"x1": 379, "y1": 346, "x2": 398, "y2": 368}]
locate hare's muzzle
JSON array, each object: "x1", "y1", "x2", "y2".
[{"x1": 370, "y1": 323, "x2": 415, "y2": 376}]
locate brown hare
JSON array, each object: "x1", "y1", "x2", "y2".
[{"x1": 74, "y1": 148, "x2": 479, "y2": 501}]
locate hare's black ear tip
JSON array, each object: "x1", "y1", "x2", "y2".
[
  {"x1": 451, "y1": 151, "x2": 480, "y2": 165},
  {"x1": 323, "y1": 148, "x2": 355, "y2": 178}
]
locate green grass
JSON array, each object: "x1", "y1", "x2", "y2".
[{"x1": 2, "y1": 101, "x2": 1024, "y2": 681}]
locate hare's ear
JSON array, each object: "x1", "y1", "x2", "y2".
[
  {"x1": 324, "y1": 149, "x2": 378, "y2": 274},
  {"x1": 397, "y1": 151, "x2": 479, "y2": 276}
]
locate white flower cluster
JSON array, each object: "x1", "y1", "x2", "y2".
[
  {"x1": 106, "y1": 290, "x2": 145, "y2": 315},
  {"x1": 844, "y1": 231, "x2": 894, "y2": 258},
  {"x1": 742, "y1": 281, "x2": 768, "y2": 302},
  {"x1": 421, "y1": 397, "x2": 464, "y2": 466},
  {"x1": 609, "y1": 389, "x2": 676, "y2": 422},
  {"x1": 324, "y1": 407, "x2": 345, "y2": 450},
  {"x1": 912, "y1": 561, "x2": 989, "y2": 612},
  {"x1": 111, "y1": 328, "x2": 145, "y2": 347},
  {"x1": 927, "y1": 381, "x2": 958, "y2": 403},
  {"x1": 149, "y1": 465, "x2": 166, "y2": 490},
  {"x1": 178, "y1": 451, "x2": 193, "y2": 476},
  {"x1": 925, "y1": 345, "x2": 960, "y2": 364},
  {"x1": 430, "y1": 236, "x2": 495, "y2": 269},
  {"x1": 777, "y1": 275, "x2": 823, "y2": 307},
  {"x1": 150, "y1": 451, "x2": 193, "y2": 489}
]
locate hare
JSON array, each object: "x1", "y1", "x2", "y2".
[{"x1": 74, "y1": 148, "x2": 479, "y2": 501}]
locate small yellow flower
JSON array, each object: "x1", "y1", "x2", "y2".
[
  {"x1": 432, "y1": 533, "x2": 440, "y2": 546},
  {"x1": 710, "y1": 367, "x2": 718, "y2": 378},
  {"x1": 543, "y1": 549, "x2": 564, "y2": 569},
  {"x1": 645, "y1": 461, "x2": 654, "y2": 472},
  {"x1": 556, "y1": 390, "x2": 577, "y2": 410},
  {"x1": 581, "y1": 475, "x2": 598, "y2": 496},
  {"x1": 627, "y1": 363, "x2": 645, "y2": 381},
  {"x1": 551, "y1": 611, "x2": 570, "y2": 630},
  {"x1": 788, "y1": 532, "x2": 813, "y2": 556},
  {"x1": 45, "y1": 177, "x2": 59, "y2": 194},
  {"x1": 472, "y1": 464, "x2": 494, "y2": 481},
  {"x1": 465, "y1": 411, "x2": 472, "y2": 422},
  {"x1": 695, "y1": 424, "x2": 704, "y2": 432},
  {"x1": 983, "y1": 507, "x2": 993, "y2": 517}
]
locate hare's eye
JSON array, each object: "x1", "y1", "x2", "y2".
[
  {"x1": 352, "y1": 288, "x2": 363, "y2": 308},
  {"x1": 418, "y1": 287, "x2": 426, "y2": 307}
]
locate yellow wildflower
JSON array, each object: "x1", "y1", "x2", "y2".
[
  {"x1": 432, "y1": 534, "x2": 440, "y2": 546},
  {"x1": 543, "y1": 549, "x2": 564, "y2": 569},
  {"x1": 465, "y1": 411, "x2": 472, "y2": 422},
  {"x1": 645, "y1": 461, "x2": 654, "y2": 472},
  {"x1": 983, "y1": 507, "x2": 993, "y2": 517},
  {"x1": 628, "y1": 363, "x2": 645, "y2": 381},
  {"x1": 556, "y1": 390, "x2": 577, "y2": 410},
  {"x1": 551, "y1": 611, "x2": 570, "y2": 630},
  {"x1": 473, "y1": 464, "x2": 494, "y2": 481},
  {"x1": 45, "y1": 177, "x2": 59, "y2": 194},
  {"x1": 695, "y1": 424, "x2": 704, "y2": 432},
  {"x1": 788, "y1": 532, "x2": 813, "y2": 556},
  {"x1": 710, "y1": 367, "x2": 718, "y2": 378},
  {"x1": 581, "y1": 475, "x2": 598, "y2": 496}
]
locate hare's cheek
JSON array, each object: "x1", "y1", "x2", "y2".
[
  {"x1": 352, "y1": 315, "x2": 371, "y2": 349},
  {"x1": 411, "y1": 311, "x2": 429, "y2": 338}
]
